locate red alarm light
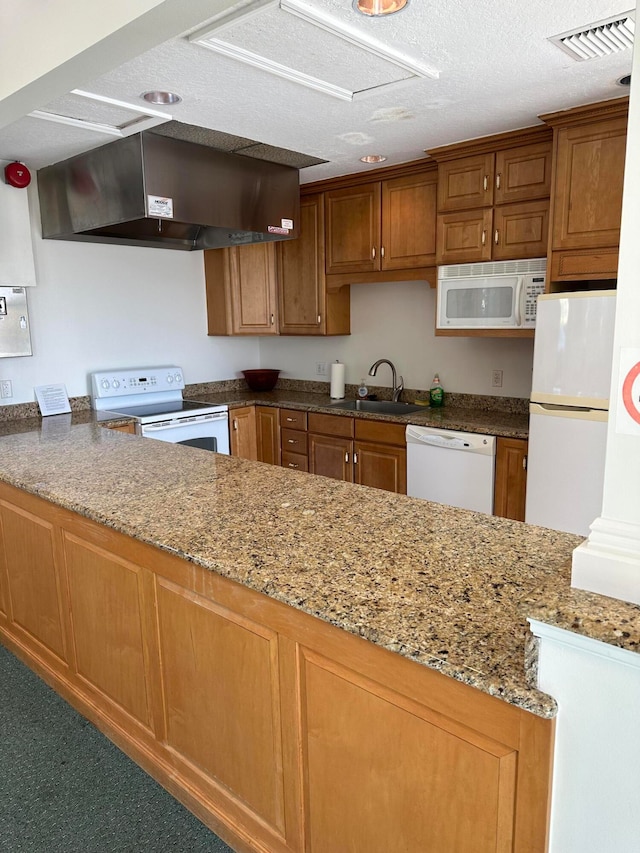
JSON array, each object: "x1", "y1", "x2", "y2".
[{"x1": 4, "y1": 161, "x2": 31, "y2": 188}]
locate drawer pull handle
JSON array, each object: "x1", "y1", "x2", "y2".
[
  {"x1": 288, "y1": 462, "x2": 299, "y2": 469},
  {"x1": 496, "y1": 173, "x2": 501, "y2": 190},
  {"x1": 483, "y1": 175, "x2": 488, "y2": 191},
  {"x1": 286, "y1": 417, "x2": 296, "y2": 422},
  {"x1": 481, "y1": 230, "x2": 486, "y2": 246},
  {"x1": 288, "y1": 439, "x2": 297, "y2": 444},
  {"x1": 494, "y1": 229, "x2": 499, "y2": 245},
  {"x1": 372, "y1": 246, "x2": 376, "y2": 259}
]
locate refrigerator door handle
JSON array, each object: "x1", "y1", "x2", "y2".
[{"x1": 514, "y1": 275, "x2": 524, "y2": 326}]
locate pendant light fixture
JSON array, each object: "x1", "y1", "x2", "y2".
[{"x1": 353, "y1": 0, "x2": 409, "y2": 16}]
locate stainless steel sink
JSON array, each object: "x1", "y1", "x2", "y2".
[{"x1": 328, "y1": 399, "x2": 425, "y2": 415}]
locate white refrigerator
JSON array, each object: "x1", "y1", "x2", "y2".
[{"x1": 525, "y1": 290, "x2": 616, "y2": 536}]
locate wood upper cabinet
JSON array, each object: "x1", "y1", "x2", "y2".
[
  {"x1": 494, "y1": 437, "x2": 528, "y2": 522},
  {"x1": 277, "y1": 194, "x2": 349, "y2": 336},
  {"x1": 205, "y1": 243, "x2": 278, "y2": 336},
  {"x1": 229, "y1": 406, "x2": 258, "y2": 460},
  {"x1": 256, "y1": 406, "x2": 280, "y2": 465},
  {"x1": 430, "y1": 131, "x2": 552, "y2": 266},
  {"x1": 542, "y1": 97, "x2": 628, "y2": 286},
  {"x1": 324, "y1": 169, "x2": 437, "y2": 276}
]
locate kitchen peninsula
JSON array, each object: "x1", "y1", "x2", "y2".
[{"x1": 0, "y1": 416, "x2": 582, "y2": 852}]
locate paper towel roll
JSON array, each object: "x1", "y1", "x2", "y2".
[{"x1": 330, "y1": 361, "x2": 345, "y2": 399}]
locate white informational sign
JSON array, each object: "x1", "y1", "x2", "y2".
[
  {"x1": 147, "y1": 195, "x2": 174, "y2": 218},
  {"x1": 35, "y1": 384, "x2": 71, "y2": 416},
  {"x1": 617, "y1": 348, "x2": 640, "y2": 435}
]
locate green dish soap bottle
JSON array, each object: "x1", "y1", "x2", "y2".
[{"x1": 429, "y1": 374, "x2": 444, "y2": 407}]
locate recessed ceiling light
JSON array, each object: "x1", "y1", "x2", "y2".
[
  {"x1": 360, "y1": 154, "x2": 388, "y2": 164},
  {"x1": 617, "y1": 74, "x2": 632, "y2": 86},
  {"x1": 353, "y1": 0, "x2": 409, "y2": 16},
  {"x1": 141, "y1": 91, "x2": 182, "y2": 106}
]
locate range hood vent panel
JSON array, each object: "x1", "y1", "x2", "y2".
[{"x1": 38, "y1": 132, "x2": 300, "y2": 250}]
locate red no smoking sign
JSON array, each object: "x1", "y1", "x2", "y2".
[{"x1": 619, "y1": 349, "x2": 640, "y2": 434}]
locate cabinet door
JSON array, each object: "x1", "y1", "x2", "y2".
[
  {"x1": 256, "y1": 406, "x2": 280, "y2": 465},
  {"x1": 229, "y1": 243, "x2": 278, "y2": 335},
  {"x1": 230, "y1": 406, "x2": 258, "y2": 460},
  {"x1": 437, "y1": 153, "x2": 494, "y2": 212},
  {"x1": 437, "y1": 208, "x2": 493, "y2": 264},
  {"x1": 492, "y1": 200, "x2": 549, "y2": 261},
  {"x1": 308, "y1": 434, "x2": 353, "y2": 482},
  {"x1": 494, "y1": 141, "x2": 552, "y2": 205},
  {"x1": 381, "y1": 172, "x2": 437, "y2": 270},
  {"x1": 552, "y1": 116, "x2": 627, "y2": 251},
  {"x1": 278, "y1": 193, "x2": 350, "y2": 336},
  {"x1": 354, "y1": 441, "x2": 406, "y2": 494},
  {"x1": 325, "y1": 183, "x2": 381, "y2": 275},
  {"x1": 494, "y1": 437, "x2": 528, "y2": 521}
]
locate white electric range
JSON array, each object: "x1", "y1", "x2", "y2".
[{"x1": 90, "y1": 366, "x2": 230, "y2": 454}]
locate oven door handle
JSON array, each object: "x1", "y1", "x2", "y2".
[{"x1": 142, "y1": 414, "x2": 229, "y2": 433}]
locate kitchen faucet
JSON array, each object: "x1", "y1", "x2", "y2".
[{"x1": 368, "y1": 359, "x2": 404, "y2": 402}]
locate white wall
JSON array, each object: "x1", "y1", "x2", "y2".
[
  {"x1": 0, "y1": 182, "x2": 259, "y2": 404},
  {"x1": 532, "y1": 623, "x2": 640, "y2": 853},
  {"x1": 260, "y1": 281, "x2": 535, "y2": 397}
]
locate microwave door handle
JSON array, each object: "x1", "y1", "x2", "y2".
[{"x1": 514, "y1": 276, "x2": 524, "y2": 326}]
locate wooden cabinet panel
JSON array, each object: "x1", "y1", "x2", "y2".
[
  {"x1": 279, "y1": 408, "x2": 308, "y2": 431},
  {"x1": 437, "y1": 208, "x2": 493, "y2": 265},
  {"x1": 281, "y1": 427, "x2": 308, "y2": 456},
  {"x1": 494, "y1": 142, "x2": 552, "y2": 205},
  {"x1": 156, "y1": 579, "x2": 286, "y2": 834},
  {"x1": 325, "y1": 183, "x2": 380, "y2": 275},
  {"x1": 230, "y1": 406, "x2": 258, "y2": 460},
  {"x1": 301, "y1": 649, "x2": 517, "y2": 853},
  {"x1": 494, "y1": 437, "x2": 528, "y2": 522},
  {"x1": 354, "y1": 419, "x2": 407, "y2": 445},
  {"x1": 205, "y1": 243, "x2": 277, "y2": 336},
  {"x1": 64, "y1": 533, "x2": 152, "y2": 727},
  {"x1": 550, "y1": 247, "x2": 619, "y2": 282},
  {"x1": 281, "y1": 450, "x2": 308, "y2": 472},
  {"x1": 105, "y1": 422, "x2": 136, "y2": 434},
  {"x1": 278, "y1": 194, "x2": 350, "y2": 336},
  {"x1": 552, "y1": 116, "x2": 627, "y2": 251},
  {"x1": 381, "y1": 172, "x2": 437, "y2": 269},
  {"x1": 355, "y1": 441, "x2": 406, "y2": 494},
  {"x1": 256, "y1": 406, "x2": 280, "y2": 465},
  {"x1": 437, "y1": 153, "x2": 495, "y2": 212},
  {"x1": 308, "y1": 433, "x2": 353, "y2": 482},
  {"x1": 493, "y1": 200, "x2": 549, "y2": 262},
  {"x1": 307, "y1": 412, "x2": 353, "y2": 438},
  {"x1": 0, "y1": 501, "x2": 66, "y2": 660}
]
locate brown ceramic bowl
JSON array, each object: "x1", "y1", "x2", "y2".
[{"x1": 242, "y1": 369, "x2": 280, "y2": 392}]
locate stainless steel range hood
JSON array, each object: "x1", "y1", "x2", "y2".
[{"x1": 37, "y1": 132, "x2": 300, "y2": 250}]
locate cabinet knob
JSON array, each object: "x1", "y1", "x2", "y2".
[
  {"x1": 353, "y1": 452, "x2": 358, "y2": 464},
  {"x1": 345, "y1": 452, "x2": 349, "y2": 463},
  {"x1": 494, "y1": 229, "x2": 499, "y2": 245},
  {"x1": 317, "y1": 314, "x2": 321, "y2": 324},
  {"x1": 372, "y1": 247, "x2": 376, "y2": 259},
  {"x1": 523, "y1": 456, "x2": 528, "y2": 470},
  {"x1": 496, "y1": 173, "x2": 501, "y2": 190},
  {"x1": 483, "y1": 175, "x2": 488, "y2": 191},
  {"x1": 481, "y1": 230, "x2": 487, "y2": 246},
  {"x1": 233, "y1": 418, "x2": 238, "y2": 430},
  {"x1": 381, "y1": 246, "x2": 385, "y2": 258},
  {"x1": 270, "y1": 313, "x2": 275, "y2": 325}
]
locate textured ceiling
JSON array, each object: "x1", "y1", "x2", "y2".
[{"x1": 0, "y1": 0, "x2": 634, "y2": 182}]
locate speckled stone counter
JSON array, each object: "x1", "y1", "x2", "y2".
[
  {"x1": 186, "y1": 388, "x2": 531, "y2": 439},
  {"x1": 0, "y1": 418, "x2": 581, "y2": 717}
]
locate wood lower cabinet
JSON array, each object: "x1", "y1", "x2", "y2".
[
  {"x1": 256, "y1": 406, "x2": 280, "y2": 465},
  {"x1": 104, "y1": 422, "x2": 136, "y2": 434},
  {"x1": 494, "y1": 437, "x2": 528, "y2": 522},
  {"x1": 230, "y1": 406, "x2": 258, "y2": 460},
  {"x1": 0, "y1": 482, "x2": 555, "y2": 853}
]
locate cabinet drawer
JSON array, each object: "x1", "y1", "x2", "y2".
[
  {"x1": 308, "y1": 412, "x2": 354, "y2": 438},
  {"x1": 354, "y1": 419, "x2": 406, "y2": 446},
  {"x1": 281, "y1": 451, "x2": 309, "y2": 472},
  {"x1": 279, "y1": 409, "x2": 308, "y2": 431},
  {"x1": 281, "y1": 428, "x2": 308, "y2": 454}
]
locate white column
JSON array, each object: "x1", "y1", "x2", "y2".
[{"x1": 571, "y1": 41, "x2": 640, "y2": 605}]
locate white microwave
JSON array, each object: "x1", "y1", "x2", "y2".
[{"x1": 436, "y1": 258, "x2": 546, "y2": 331}]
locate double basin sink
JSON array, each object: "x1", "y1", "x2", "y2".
[{"x1": 329, "y1": 399, "x2": 425, "y2": 415}]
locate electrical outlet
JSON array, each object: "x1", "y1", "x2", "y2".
[
  {"x1": 491, "y1": 370, "x2": 503, "y2": 389},
  {"x1": 316, "y1": 362, "x2": 328, "y2": 376},
  {"x1": 0, "y1": 379, "x2": 12, "y2": 399}
]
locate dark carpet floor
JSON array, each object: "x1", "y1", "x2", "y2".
[{"x1": 0, "y1": 643, "x2": 234, "y2": 852}]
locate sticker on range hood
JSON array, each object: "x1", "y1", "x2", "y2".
[{"x1": 147, "y1": 195, "x2": 174, "y2": 218}]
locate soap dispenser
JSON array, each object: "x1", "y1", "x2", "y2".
[
  {"x1": 429, "y1": 374, "x2": 444, "y2": 407},
  {"x1": 358, "y1": 378, "x2": 368, "y2": 399}
]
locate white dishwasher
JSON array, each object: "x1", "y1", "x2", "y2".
[{"x1": 406, "y1": 425, "x2": 496, "y2": 514}]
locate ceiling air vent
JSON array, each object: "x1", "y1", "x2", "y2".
[{"x1": 550, "y1": 12, "x2": 635, "y2": 61}]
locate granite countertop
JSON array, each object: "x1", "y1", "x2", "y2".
[
  {"x1": 186, "y1": 388, "x2": 531, "y2": 440},
  {"x1": 0, "y1": 415, "x2": 583, "y2": 717}
]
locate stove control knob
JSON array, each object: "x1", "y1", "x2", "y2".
[
  {"x1": 112, "y1": 379, "x2": 120, "y2": 389},
  {"x1": 101, "y1": 379, "x2": 110, "y2": 391},
  {"x1": 174, "y1": 372, "x2": 182, "y2": 383},
  {"x1": 166, "y1": 374, "x2": 174, "y2": 383}
]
